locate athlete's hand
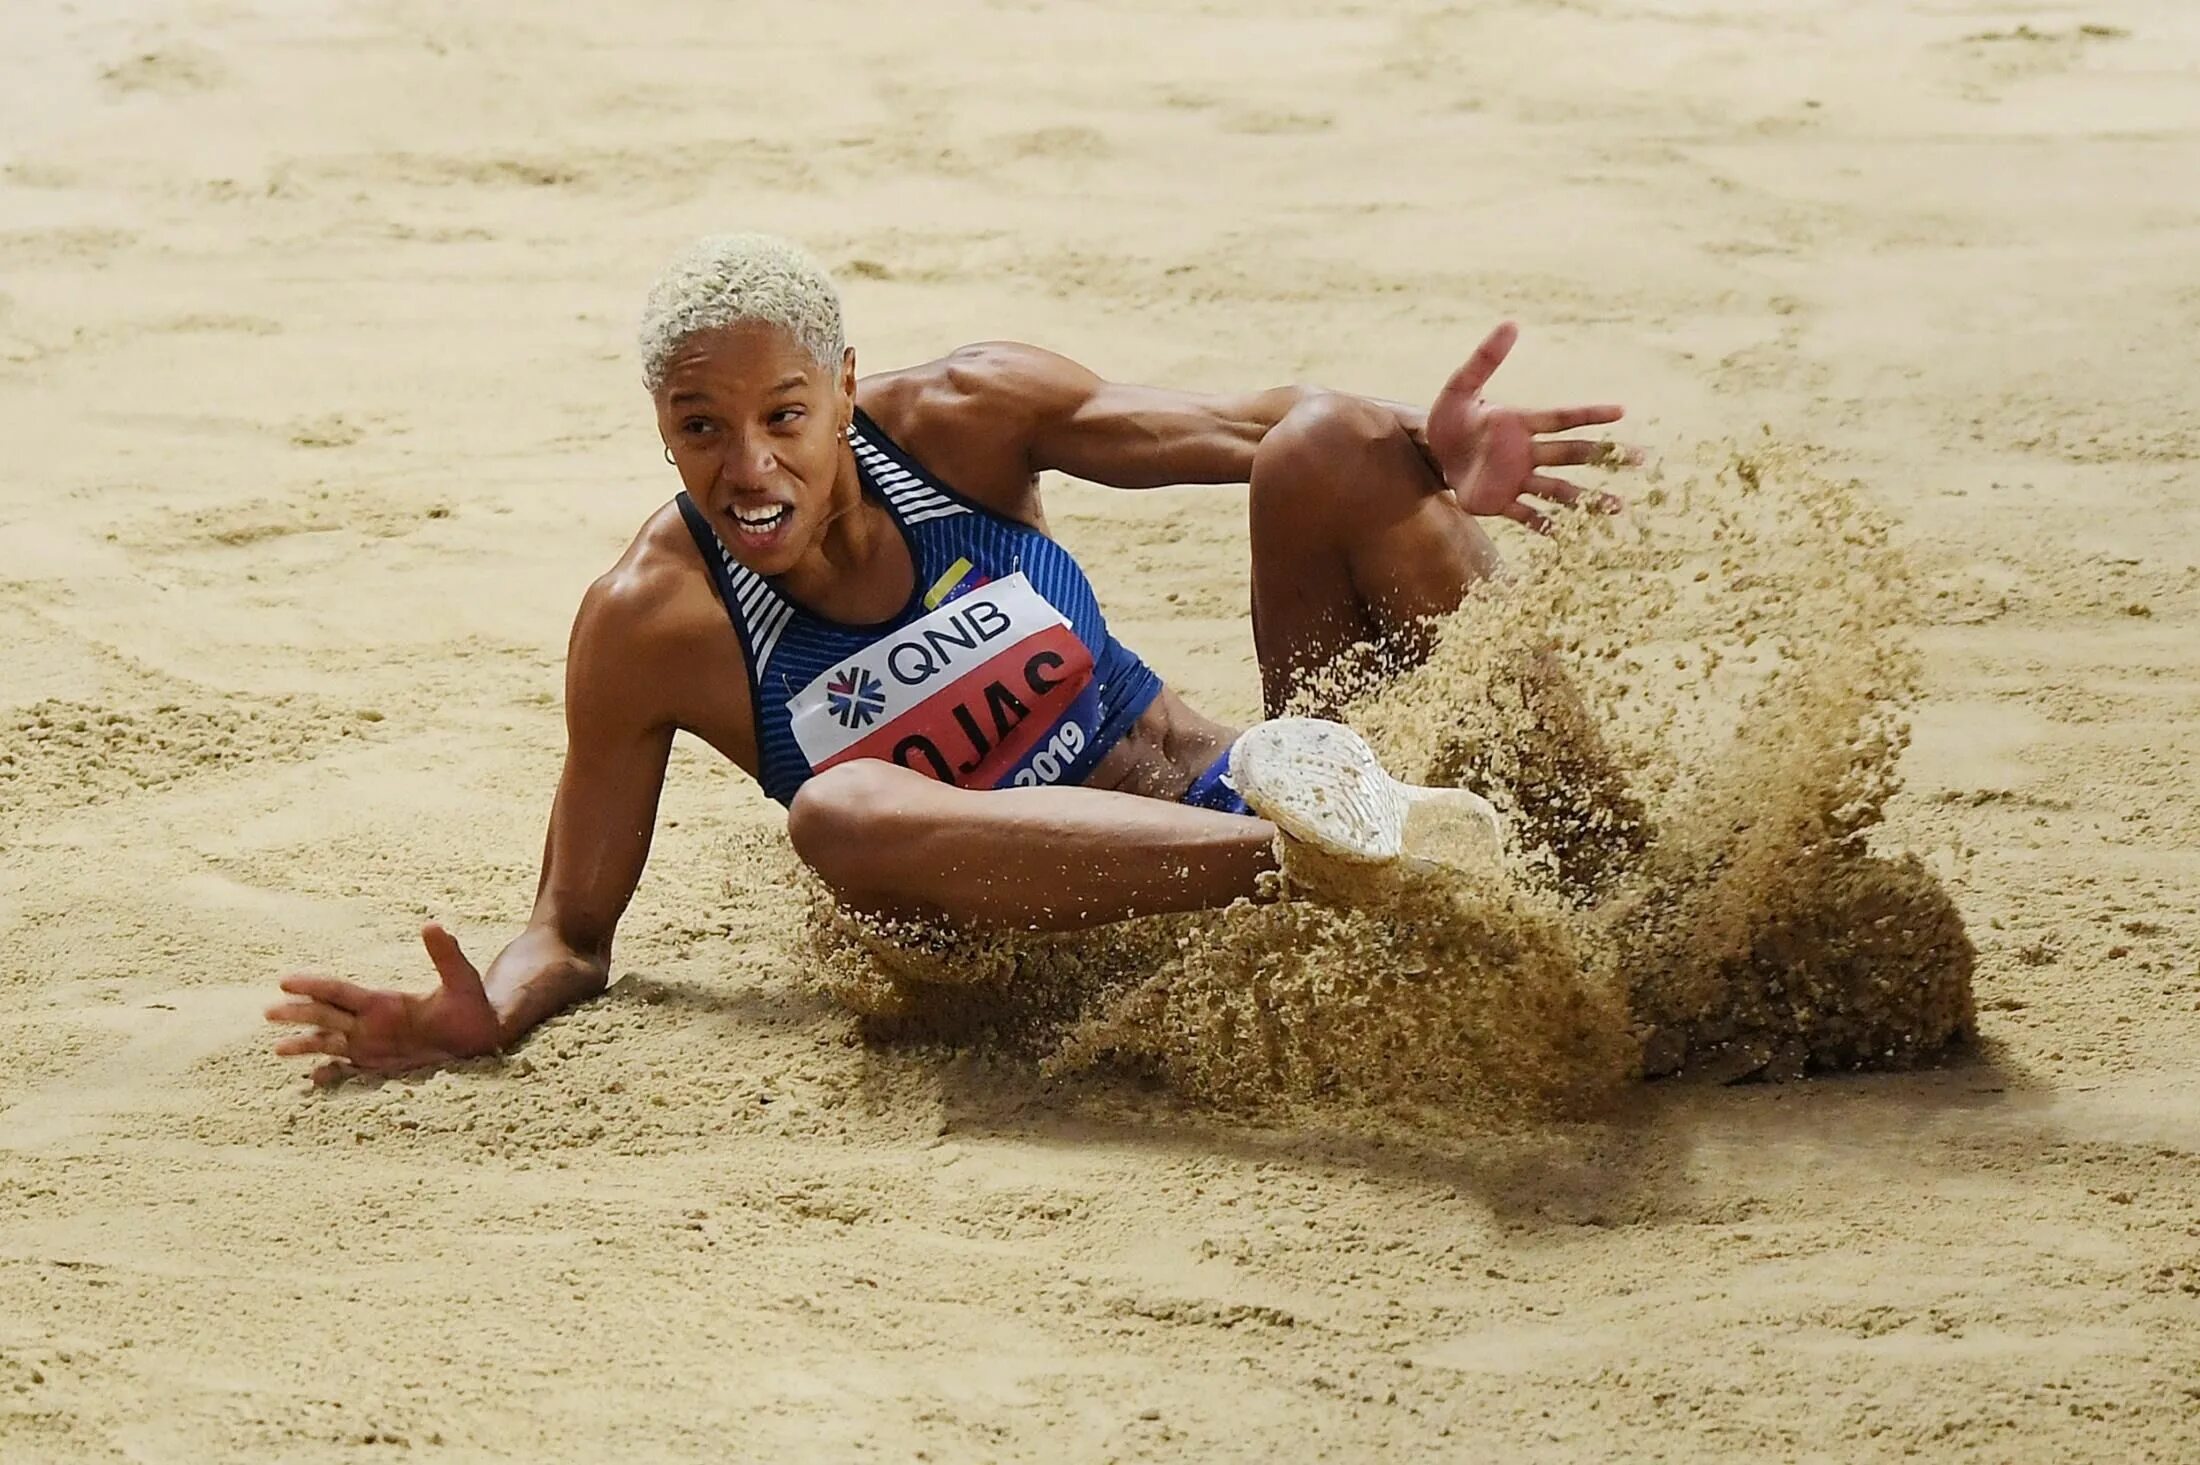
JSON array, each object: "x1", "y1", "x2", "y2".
[
  {"x1": 1423, "y1": 322, "x2": 1634, "y2": 534},
  {"x1": 265, "y1": 923, "x2": 503, "y2": 1087}
]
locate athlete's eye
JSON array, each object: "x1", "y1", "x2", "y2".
[
  {"x1": 770, "y1": 407, "x2": 804, "y2": 426},
  {"x1": 680, "y1": 417, "x2": 715, "y2": 435}
]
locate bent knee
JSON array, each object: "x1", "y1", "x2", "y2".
[
  {"x1": 1255, "y1": 390, "x2": 1405, "y2": 483},
  {"x1": 787, "y1": 761, "x2": 907, "y2": 869},
  {"x1": 785, "y1": 759, "x2": 940, "y2": 901}
]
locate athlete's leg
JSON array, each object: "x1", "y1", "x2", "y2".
[
  {"x1": 787, "y1": 759, "x2": 1278, "y2": 931},
  {"x1": 1248, "y1": 391, "x2": 1503, "y2": 717},
  {"x1": 1247, "y1": 392, "x2": 1646, "y2": 892}
]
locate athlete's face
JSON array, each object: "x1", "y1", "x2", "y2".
[{"x1": 655, "y1": 322, "x2": 857, "y2": 576}]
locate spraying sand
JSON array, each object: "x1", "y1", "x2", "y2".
[{"x1": 816, "y1": 446, "x2": 1975, "y2": 1121}]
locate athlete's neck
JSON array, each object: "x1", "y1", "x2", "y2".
[{"x1": 772, "y1": 440, "x2": 914, "y2": 625}]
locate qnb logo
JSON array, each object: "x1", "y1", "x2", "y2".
[
  {"x1": 824, "y1": 666, "x2": 887, "y2": 729},
  {"x1": 788, "y1": 574, "x2": 1098, "y2": 790}
]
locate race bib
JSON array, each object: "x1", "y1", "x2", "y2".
[{"x1": 787, "y1": 573, "x2": 1100, "y2": 791}]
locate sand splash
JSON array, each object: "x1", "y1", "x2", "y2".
[{"x1": 804, "y1": 440, "x2": 1976, "y2": 1120}]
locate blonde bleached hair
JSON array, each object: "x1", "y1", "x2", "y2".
[{"x1": 637, "y1": 233, "x2": 846, "y2": 392}]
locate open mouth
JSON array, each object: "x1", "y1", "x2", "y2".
[{"x1": 728, "y1": 503, "x2": 791, "y2": 541}]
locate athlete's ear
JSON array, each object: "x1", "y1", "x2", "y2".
[{"x1": 839, "y1": 347, "x2": 857, "y2": 425}]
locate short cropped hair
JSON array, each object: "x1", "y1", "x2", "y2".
[{"x1": 636, "y1": 233, "x2": 846, "y2": 392}]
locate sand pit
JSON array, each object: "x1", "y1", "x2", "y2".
[{"x1": 4, "y1": 1, "x2": 2197, "y2": 1460}]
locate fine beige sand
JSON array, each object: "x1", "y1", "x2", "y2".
[{"x1": 4, "y1": 1, "x2": 2197, "y2": 1460}]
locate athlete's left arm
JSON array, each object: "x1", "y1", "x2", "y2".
[
  {"x1": 959, "y1": 335, "x2": 1632, "y2": 515},
  {"x1": 956, "y1": 341, "x2": 1320, "y2": 489}
]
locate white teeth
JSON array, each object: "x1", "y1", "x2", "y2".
[{"x1": 732, "y1": 504, "x2": 788, "y2": 530}]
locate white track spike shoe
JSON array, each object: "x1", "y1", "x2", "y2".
[{"x1": 1228, "y1": 717, "x2": 1504, "y2": 867}]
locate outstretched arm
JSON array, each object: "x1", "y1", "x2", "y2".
[
  {"x1": 933, "y1": 340, "x2": 1309, "y2": 489},
  {"x1": 959, "y1": 329, "x2": 1631, "y2": 525},
  {"x1": 266, "y1": 576, "x2": 675, "y2": 1086}
]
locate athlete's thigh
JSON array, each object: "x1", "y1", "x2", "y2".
[
  {"x1": 1246, "y1": 444, "x2": 1495, "y2": 714},
  {"x1": 1247, "y1": 510, "x2": 1372, "y2": 716}
]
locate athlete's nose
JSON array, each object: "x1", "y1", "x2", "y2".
[{"x1": 719, "y1": 434, "x2": 779, "y2": 494}]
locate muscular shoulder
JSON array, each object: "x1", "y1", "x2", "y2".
[
  {"x1": 569, "y1": 502, "x2": 742, "y2": 730},
  {"x1": 864, "y1": 341, "x2": 1093, "y2": 424},
  {"x1": 858, "y1": 343, "x2": 1099, "y2": 519}
]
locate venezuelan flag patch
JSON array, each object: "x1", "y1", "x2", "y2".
[{"x1": 922, "y1": 556, "x2": 989, "y2": 610}]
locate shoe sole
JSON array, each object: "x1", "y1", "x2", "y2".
[{"x1": 1230, "y1": 718, "x2": 1503, "y2": 864}]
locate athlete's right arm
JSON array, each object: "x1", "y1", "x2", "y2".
[{"x1": 265, "y1": 573, "x2": 678, "y2": 1086}]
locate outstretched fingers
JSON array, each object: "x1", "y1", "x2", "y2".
[
  {"x1": 419, "y1": 922, "x2": 486, "y2": 998},
  {"x1": 1526, "y1": 474, "x2": 1625, "y2": 513},
  {"x1": 1531, "y1": 477, "x2": 1636, "y2": 516},
  {"x1": 268, "y1": 988, "x2": 363, "y2": 1086},
  {"x1": 278, "y1": 973, "x2": 377, "y2": 1010},
  {"x1": 265, "y1": 998, "x2": 358, "y2": 1032},
  {"x1": 1533, "y1": 438, "x2": 1642, "y2": 469},
  {"x1": 1438, "y1": 322, "x2": 1520, "y2": 404},
  {"x1": 1502, "y1": 500, "x2": 1554, "y2": 536},
  {"x1": 1525, "y1": 404, "x2": 1625, "y2": 433},
  {"x1": 274, "y1": 1031, "x2": 349, "y2": 1059}
]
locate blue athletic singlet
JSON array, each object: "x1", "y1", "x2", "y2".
[{"x1": 677, "y1": 406, "x2": 1165, "y2": 807}]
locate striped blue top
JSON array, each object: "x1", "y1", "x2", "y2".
[{"x1": 677, "y1": 407, "x2": 1162, "y2": 807}]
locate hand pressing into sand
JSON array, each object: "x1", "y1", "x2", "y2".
[
  {"x1": 1422, "y1": 321, "x2": 1634, "y2": 535},
  {"x1": 265, "y1": 922, "x2": 502, "y2": 1087}
]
